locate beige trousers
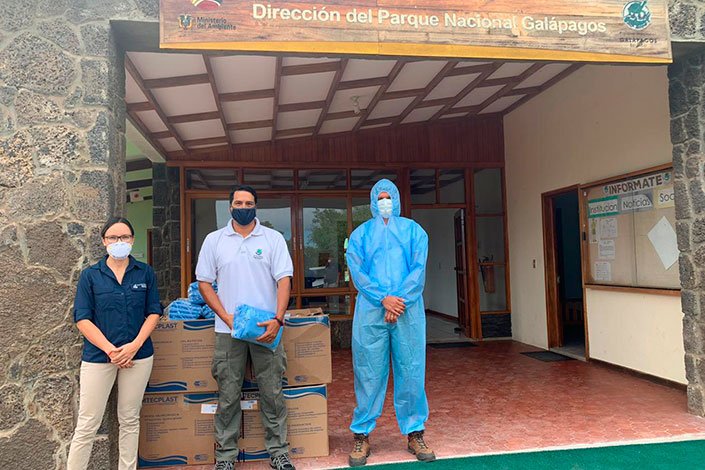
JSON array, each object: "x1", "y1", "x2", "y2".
[{"x1": 66, "y1": 356, "x2": 153, "y2": 470}]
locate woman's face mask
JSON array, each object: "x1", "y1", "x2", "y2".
[
  {"x1": 377, "y1": 198, "x2": 393, "y2": 218},
  {"x1": 107, "y1": 241, "x2": 132, "y2": 260}
]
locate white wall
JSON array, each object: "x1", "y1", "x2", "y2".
[
  {"x1": 504, "y1": 64, "x2": 685, "y2": 383},
  {"x1": 587, "y1": 289, "x2": 685, "y2": 383},
  {"x1": 413, "y1": 209, "x2": 459, "y2": 317}
]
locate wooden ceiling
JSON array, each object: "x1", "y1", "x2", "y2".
[{"x1": 124, "y1": 52, "x2": 581, "y2": 160}]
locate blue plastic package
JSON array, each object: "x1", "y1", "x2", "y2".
[
  {"x1": 231, "y1": 304, "x2": 283, "y2": 351},
  {"x1": 188, "y1": 281, "x2": 217, "y2": 305},
  {"x1": 200, "y1": 304, "x2": 215, "y2": 319},
  {"x1": 167, "y1": 299, "x2": 202, "y2": 321}
]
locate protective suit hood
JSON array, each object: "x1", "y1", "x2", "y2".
[{"x1": 370, "y1": 179, "x2": 401, "y2": 218}]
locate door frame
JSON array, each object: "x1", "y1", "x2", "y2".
[{"x1": 541, "y1": 185, "x2": 589, "y2": 357}]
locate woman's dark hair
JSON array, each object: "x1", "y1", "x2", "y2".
[
  {"x1": 229, "y1": 185, "x2": 258, "y2": 204},
  {"x1": 100, "y1": 217, "x2": 135, "y2": 238}
]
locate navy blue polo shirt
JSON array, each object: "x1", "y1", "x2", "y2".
[{"x1": 73, "y1": 256, "x2": 163, "y2": 363}]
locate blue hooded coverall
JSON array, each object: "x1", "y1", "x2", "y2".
[{"x1": 346, "y1": 179, "x2": 430, "y2": 436}]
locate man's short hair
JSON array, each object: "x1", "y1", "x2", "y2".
[{"x1": 229, "y1": 185, "x2": 258, "y2": 204}]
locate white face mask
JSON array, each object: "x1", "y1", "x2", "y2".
[
  {"x1": 107, "y1": 241, "x2": 132, "y2": 260},
  {"x1": 377, "y1": 198, "x2": 393, "y2": 218}
]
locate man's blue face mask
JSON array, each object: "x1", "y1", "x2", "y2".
[
  {"x1": 231, "y1": 207, "x2": 256, "y2": 226},
  {"x1": 377, "y1": 198, "x2": 393, "y2": 218}
]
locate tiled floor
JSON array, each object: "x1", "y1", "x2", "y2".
[
  {"x1": 425, "y1": 315, "x2": 470, "y2": 344},
  {"x1": 161, "y1": 341, "x2": 705, "y2": 470}
]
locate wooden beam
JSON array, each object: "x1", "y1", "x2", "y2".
[
  {"x1": 432, "y1": 62, "x2": 503, "y2": 121},
  {"x1": 446, "y1": 63, "x2": 497, "y2": 77},
  {"x1": 393, "y1": 61, "x2": 459, "y2": 126},
  {"x1": 127, "y1": 101, "x2": 154, "y2": 112},
  {"x1": 219, "y1": 88, "x2": 275, "y2": 102},
  {"x1": 326, "y1": 110, "x2": 359, "y2": 121},
  {"x1": 168, "y1": 111, "x2": 221, "y2": 124},
  {"x1": 277, "y1": 126, "x2": 315, "y2": 138},
  {"x1": 506, "y1": 86, "x2": 543, "y2": 96},
  {"x1": 271, "y1": 57, "x2": 282, "y2": 142},
  {"x1": 338, "y1": 77, "x2": 387, "y2": 90},
  {"x1": 278, "y1": 101, "x2": 326, "y2": 113},
  {"x1": 228, "y1": 119, "x2": 273, "y2": 130},
  {"x1": 380, "y1": 88, "x2": 425, "y2": 101},
  {"x1": 184, "y1": 136, "x2": 229, "y2": 148},
  {"x1": 353, "y1": 60, "x2": 406, "y2": 132},
  {"x1": 361, "y1": 116, "x2": 395, "y2": 127},
  {"x1": 142, "y1": 73, "x2": 210, "y2": 89},
  {"x1": 125, "y1": 56, "x2": 191, "y2": 156},
  {"x1": 415, "y1": 97, "x2": 456, "y2": 108},
  {"x1": 281, "y1": 61, "x2": 340, "y2": 76},
  {"x1": 151, "y1": 131, "x2": 172, "y2": 140},
  {"x1": 502, "y1": 64, "x2": 584, "y2": 115},
  {"x1": 314, "y1": 58, "x2": 349, "y2": 135},
  {"x1": 126, "y1": 111, "x2": 169, "y2": 160},
  {"x1": 126, "y1": 158, "x2": 153, "y2": 172},
  {"x1": 469, "y1": 63, "x2": 546, "y2": 116},
  {"x1": 126, "y1": 178, "x2": 153, "y2": 190},
  {"x1": 203, "y1": 55, "x2": 233, "y2": 151}
]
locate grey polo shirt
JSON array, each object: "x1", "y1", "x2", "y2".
[{"x1": 195, "y1": 218, "x2": 293, "y2": 334}]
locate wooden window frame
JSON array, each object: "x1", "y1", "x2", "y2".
[{"x1": 180, "y1": 163, "x2": 509, "y2": 332}]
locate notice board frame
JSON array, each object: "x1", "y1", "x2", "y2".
[{"x1": 579, "y1": 163, "x2": 680, "y2": 294}]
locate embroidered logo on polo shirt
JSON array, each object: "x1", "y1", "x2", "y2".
[
  {"x1": 132, "y1": 283, "x2": 147, "y2": 290},
  {"x1": 253, "y1": 249, "x2": 264, "y2": 260}
]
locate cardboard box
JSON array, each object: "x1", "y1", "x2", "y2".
[
  {"x1": 238, "y1": 385, "x2": 329, "y2": 461},
  {"x1": 138, "y1": 392, "x2": 217, "y2": 467},
  {"x1": 138, "y1": 386, "x2": 329, "y2": 467},
  {"x1": 244, "y1": 308, "x2": 332, "y2": 389},
  {"x1": 147, "y1": 319, "x2": 217, "y2": 393}
]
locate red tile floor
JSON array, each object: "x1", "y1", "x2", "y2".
[{"x1": 164, "y1": 341, "x2": 705, "y2": 469}]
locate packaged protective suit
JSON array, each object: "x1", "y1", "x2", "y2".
[
  {"x1": 346, "y1": 178, "x2": 430, "y2": 436},
  {"x1": 166, "y1": 299, "x2": 202, "y2": 320},
  {"x1": 231, "y1": 304, "x2": 283, "y2": 351},
  {"x1": 187, "y1": 281, "x2": 217, "y2": 305}
]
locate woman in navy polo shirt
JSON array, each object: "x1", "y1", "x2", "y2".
[{"x1": 67, "y1": 217, "x2": 163, "y2": 470}]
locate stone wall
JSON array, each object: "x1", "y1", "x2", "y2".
[
  {"x1": 0, "y1": 1, "x2": 157, "y2": 468},
  {"x1": 669, "y1": 47, "x2": 705, "y2": 417},
  {"x1": 669, "y1": 0, "x2": 705, "y2": 42},
  {"x1": 152, "y1": 163, "x2": 181, "y2": 302}
]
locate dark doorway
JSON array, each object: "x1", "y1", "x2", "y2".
[{"x1": 543, "y1": 188, "x2": 586, "y2": 359}]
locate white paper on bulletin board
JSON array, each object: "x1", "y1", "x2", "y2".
[
  {"x1": 594, "y1": 262, "x2": 612, "y2": 282},
  {"x1": 598, "y1": 240, "x2": 616, "y2": 260},
  {"x1": 647, "y1": 216, "x2": 678, "y2": 270}
]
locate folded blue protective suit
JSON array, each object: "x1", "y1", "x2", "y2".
[
  {"x1": 200, "y1": 304, "x2": 215, "y2": 319},
  {"x1": 187, "y1": 281, "x2": 217, "y2": 305},
  {"x1": 231, "y1": 304, "x2": 283, "y2": 351},
  {"x1": 167, "y1": 299, "x2": 202, "y2": 320}
]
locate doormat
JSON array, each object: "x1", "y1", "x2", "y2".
[
  {"x1": 428, "y1": 342, "x2": 476, "y2": 349},
  {"x1": 520, "y1": 351, "x2": 574, "y2": 362}
]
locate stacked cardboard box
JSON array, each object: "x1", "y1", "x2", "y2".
[{"x1": 138, "y1": 308, "x2": 332, "y2": 468}]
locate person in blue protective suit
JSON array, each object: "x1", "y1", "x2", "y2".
[{"x1": 346, "y1": 179, "x2": 435, "y2": 467}]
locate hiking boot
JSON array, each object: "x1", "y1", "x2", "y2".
[
  {"x1": 214, "y1": 462, "x2": 235, "y2": 470},
  {"x1": 349, "y1": 433, "x2": 370, "y2": 467},
  {"x1": 270, "y1": 453, "x2": 296, "y2": 470},
  {"x1": 407, "y1": 431, "x2": 436, "y2": 462}
]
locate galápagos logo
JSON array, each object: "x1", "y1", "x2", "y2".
[
  {"x1": 192, "y1": 0, "x2": 222, "y2": 10},
  {"x1": 623, "y1": 1, "x2": 652, "y2": 30}
]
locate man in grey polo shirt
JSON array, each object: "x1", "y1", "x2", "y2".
[{"x1": 196, "y1": 185, "x2": 295, "y2": 470}]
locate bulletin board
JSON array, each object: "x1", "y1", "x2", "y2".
[{"x1": 582, "y1": 166, "x2": 679, "y2": 290}]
